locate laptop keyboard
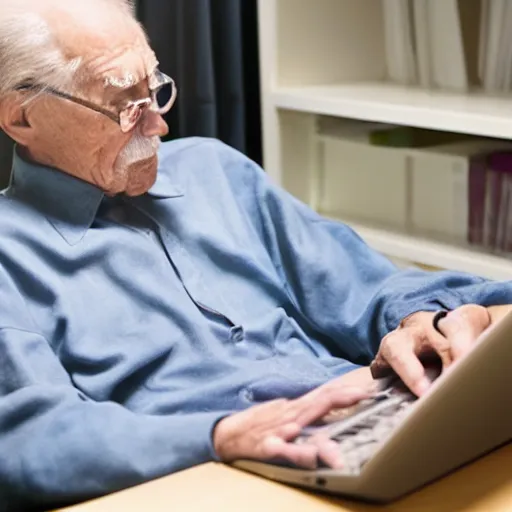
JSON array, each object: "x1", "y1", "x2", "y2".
[{"x1": 294, "y1": 384, "x2": 417, "y2": 476}]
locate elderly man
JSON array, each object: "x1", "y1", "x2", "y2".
[{"x1": 0, "y1": 0, "x2": 510, "y2": 509}]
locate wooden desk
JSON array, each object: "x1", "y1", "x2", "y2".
[{"x1": 57, "y1": 443, "x2": 512, "y2": 512}]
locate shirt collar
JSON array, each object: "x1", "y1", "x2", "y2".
[{"x1": 7, "y1": 147, "x2": 184, "y2": 246}]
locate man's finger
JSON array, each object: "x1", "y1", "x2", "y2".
[
  {"x1": 380, "y1": 330, "x2": 431, "y2": 396},
  {"x1": 437, "y1": 306, "x2": 490, "y2": 360},
  {"x1": 316, "y1": 438, "x2": 344, "y2": 469},
  {"x1": 260, "y1": 436, "x2": 319, "y2": 469},
  {"x1": 294, "y1": 386, "x2": 371, "y2": 427},
  {"x1": 236, "y1": 399, "x2": 299, "y2": 438},
  {"x1": 421, "y1": 323, "x2": 454, "y2": 369},
  {"x1": 275, "y1": 422, "x2": 302, "y2": 441}
]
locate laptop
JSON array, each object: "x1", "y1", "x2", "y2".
[{"x1": 232, "y1": 310, "x2": 512, "y2": 503}]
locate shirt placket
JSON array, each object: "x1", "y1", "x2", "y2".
[{"x1": 127, "y1": 199, "x2": 245, "y2": 342}]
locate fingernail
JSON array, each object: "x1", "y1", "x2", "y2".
[
  {"x1": 326, "y1": 442, "x2": 344, "y2": 469},
  {"x1": 326, "y1": 440, "x2": 341, "y2": 452},
  {"x1": 365, "y1": 381, "x2": 383, "y2": 395},
  {"x1": 416, "y1": 377, "x2": 431, "y2": 396},
  {"x1": 331, "y1": 456, "x2": 344, "y2": 470}
]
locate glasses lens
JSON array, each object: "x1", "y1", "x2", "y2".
[
  {"x1": 156, "y1": 83, "x2": 172, "y2": 108},
  {"x1": 153, "y1": 79, "x2": 177, "y2": 114}
]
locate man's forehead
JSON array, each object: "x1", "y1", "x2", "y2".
[
  {"x1": 78, "y1": 42, "x2": 159, "y2": 103},
  {"x1": 90, "y1": 45, "x2": 159, "y2": 89},
  {"x1": 49, "y1": 4, "x2": 158, "y2": 91}
]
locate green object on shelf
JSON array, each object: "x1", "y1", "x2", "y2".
[{"x1": 369, "y1": 126, "x2": 469, "y2": 148}]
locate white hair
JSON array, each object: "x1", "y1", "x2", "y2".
[{"x1": 0, "y1": 0, "x2": 137, "y2": 98}]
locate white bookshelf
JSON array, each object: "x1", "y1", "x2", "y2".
[
  {"x1": 273, "y1": 84, "x2": 512, "y2": 140},
  {"x1": 330, "y1": 217, "x2": 512, "y2": 281},
  {"x1": 257, "y1": 0, "x2": 512, "y2": 280}
]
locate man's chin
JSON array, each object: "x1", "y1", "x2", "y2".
[{"x1": 124, "y1": 156, "x2": 158, "y2": 197}]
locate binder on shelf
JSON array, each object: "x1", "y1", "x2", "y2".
[
  {"x1": 383, "y1": 0, "x2": 416, "y2": 85},
  {"x1": 505, "y1": 177, "x2": 512, "y2": 253},
  {"x1": 412, "y1": 0, "x2": 431, "y2": 88},
  {"x1": 482, "y1": 166, "x2": 503, "y2": 250},
  {"x1": 495, "y1": 174, "x2": 511, "y2": 253},
  {"x1": 500, "y1": 1, "x2": 512, "y2": 90},
  {"x1": 480, "y1": 0, "x2": 512, "y2": 92},
  {"x1": 485, "y1": 153, "x2": 512, "y2": 253},
  {"x1": 478, "y1": 0, "x2": 490, "y2": 84},
  {"x1": 468, "y1": 157, "x2": 487, "y2": 246},
  {"x1": 458, "y1": 0, "x2": 482, "y2": 87},
  {"x1": 482, "y1": 0, "x2": 504, "y2": 90},
  {"x1": 428, "y1": 0, "x2": 468, "y2": 91}
]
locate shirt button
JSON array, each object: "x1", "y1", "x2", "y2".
[
  {"x1": 240, "y1": 388, "x2": 254, "y2": 402},
  {"x1": 230, "y1": 325, "x2": 244, "y2": 343}
]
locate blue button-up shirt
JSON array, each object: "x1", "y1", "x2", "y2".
[{"x1": 0, "y1": 137, "x2": 509, "y2": 510}]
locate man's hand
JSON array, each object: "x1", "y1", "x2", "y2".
[
  {"x1": 213, "y1": 378, "x2": 374, "y2": 470},
  {"x1": 370, "y1": 304, "x2": 511, "y2": 397}
]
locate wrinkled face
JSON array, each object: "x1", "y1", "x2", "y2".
[{"x1": 17, "y1": 11, "x2": 170, "y2": 196}]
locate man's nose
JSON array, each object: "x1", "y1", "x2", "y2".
[{"x1": 139, "y1": 110, "x2": 169, "y2": 138}]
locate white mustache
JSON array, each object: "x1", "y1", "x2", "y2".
[{"x1": 118, "y1": 134, "x2": 160, "y2": 167}]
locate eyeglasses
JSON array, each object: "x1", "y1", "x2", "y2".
[{"x1": 15, "y1": 69, "x2": 177, "y2": 133}]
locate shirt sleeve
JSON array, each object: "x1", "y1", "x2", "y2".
[
  {"x1": 214, "y1": 140, "x2": 512, "y2": 364},
  {"x1": 0, "y1": 279, "x2": 227, "y2": 510}
]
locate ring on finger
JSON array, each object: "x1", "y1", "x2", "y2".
[{"x1": 432, "y1": 310, "x2": 450, "y2": 335}]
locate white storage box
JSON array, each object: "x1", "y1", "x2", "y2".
[
  {"x1": 317, "y1": 135, "x2": 409, "y2": 229},
  {"x1": 410, "y1": 140, "x2": 512, "y2": 244}
]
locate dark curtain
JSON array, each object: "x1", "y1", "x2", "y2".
[
  {"x1": 137, "y1": 0, "x2": 262, "y2": 165},
  {"x1": 0, "y1": 131, "x2": 13, "y2": 189}
]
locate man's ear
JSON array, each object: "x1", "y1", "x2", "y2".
[{"x1": 0, "y1": 92, "x2": 33, "y2": 146}]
